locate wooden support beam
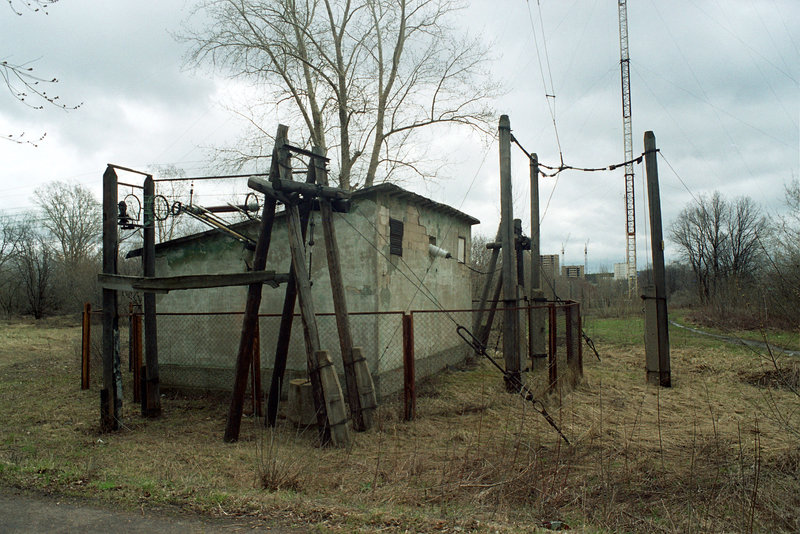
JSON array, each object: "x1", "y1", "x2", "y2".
[
  {"x1": 98, "y1": 271, "x2": 290, "y2": 292},
  {"x1": 101, "y1": 166, "x2": 121, "y2": 431},
  {"x1": 266, "y1": 154, "x2": 318, "y2": 428},
  {"x1": 286, "y1": 201, "x2": 332, "y2": 445},
  {"x1": 223, "y1": 125, "x2": 285, "y2": 443},
  {"x1": 478, "y1": 271, "x2": 503, "y2": 348},
  {"x1": 473, "y1": 224, "x2": 502, "y2": 350},
  {"x1": 143, "y1": 175, "x2": 161, "y2": 417},
  {"x1": 319, "y1": 154, "x2": 373, "y2": 431},
  {"x1": 249, "y1": 176, "x2": 351, "y2": 201}
]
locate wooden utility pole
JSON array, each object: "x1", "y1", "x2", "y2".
[
  {"x1": 265, "y1": 151, "x2": 318, "y2": 427},
  {"x1": 142, "y1": 175, "x2": 161, "y2": 417},
  {"x1": 529, "y1": 153, "x2": 547, "y2": 370},
  {"x1": 643, "y1": 131, "x2": 671, "y2": 387},
  {"x1": 498, "y1": 115, "x2": 520, "y2": 389},
  {"x1": 316, "y1": 147, "x2": 375, "y2": 431},
  {"x1": 223, "y1": 126, "x2": 284, "y2": 442},
  {"x1": 101, "y1": 166, "x2": 121, "y2": 431},
  {"x1": 286, "y1": 202, "x2": 334, "y2": 445}
]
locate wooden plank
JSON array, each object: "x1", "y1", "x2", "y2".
[
  {"x1": 315, "y1": 350, "x2": 350, "y2": 447},
  {"x1": 97, "y1": 271, "x2": 290, "y2": 292},
  {"x1": 223, "y1": 125, "x2": 286, "y2": 443}
]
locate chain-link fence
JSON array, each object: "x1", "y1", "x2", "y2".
[{"x1": 81, "y1": 301, "x2": 582, "y2": 421}]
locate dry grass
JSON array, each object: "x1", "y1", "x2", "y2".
[{"x1": 0, "y1": 315, "x2": 798, "y2": 532}]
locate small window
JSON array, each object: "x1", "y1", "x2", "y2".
[
  {"x1": 389, "y1": 218, "x2": 403, "y2": 256},
  {"x1": 429, "y1": 235, "x2": 437, "y2": 246},
  {"x1": 457, "y1": 236, "x2": 466, "y2": 263}
]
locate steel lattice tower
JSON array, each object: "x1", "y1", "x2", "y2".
[{"x1": 618, "y1": 0, "x2": 637, "y2": 295}]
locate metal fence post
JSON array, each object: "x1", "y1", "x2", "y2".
[{"x1": 403, "y1": 313, "x2": 416, "y2": 421}]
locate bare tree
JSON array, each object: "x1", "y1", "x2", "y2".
[
  {"x1": 3, "y1": 0, "x2": 81, "y2": 145},
  {"x1": 0, "y1": 216, "x2": 25, "y2": 314},
  {"x1": 669, "y1": 191, "x2": 767, "y2": 305},
  {"x1": 184, "y1": 0, "x2": 498, "y2": 190},
  {"x1": 33, "y1": 181, "x2": 101, "y2": 265},
  {"x1": 14, "y1": 220, "x2": 56, "y2": 318}
]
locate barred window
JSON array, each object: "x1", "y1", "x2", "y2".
[{"x1": 389, "y1": 218, "x2": 403, "y2": 256}]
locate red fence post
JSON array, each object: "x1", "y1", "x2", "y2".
[
  {"x1": 81, "y1": 302, "x2": 91, "y2": 390},
  {"x1": 565, "y1": 301, "x2": 574, "y2": 374},
  {"x1": 402, "y1": 313, "x2": 416, "y2": 421},
  {"x1": 132, "y1": 310, "x2": 142, "y2": 403},
  {"x1": 548, "y1": 302, "x2": 557, "y2": 392}
]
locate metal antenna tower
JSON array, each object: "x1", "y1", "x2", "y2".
[{"x1": 618, "y1": 0, "x2": 637, "y2": 295}]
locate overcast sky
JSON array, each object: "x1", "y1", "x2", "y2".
[{"x1": 1, "y1": 0, "x2": 797, "y2": 271}]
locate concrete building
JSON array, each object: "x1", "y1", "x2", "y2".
[
  {"x1": 562, "y1": 265, "x2": 585, "y2": 279},
  {"x1": 142, "y1": 183, "x2": 479, "y2": 398},
  {"x1": 614, "y1": 262, "x2": 628, "y2": 281},
  {"x1": 540, "y1": 254, "x2": 559, "y2": 283}
]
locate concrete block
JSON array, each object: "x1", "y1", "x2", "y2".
[{"x1": 287, "y1": 378, "x2": 317, "y2": 426}]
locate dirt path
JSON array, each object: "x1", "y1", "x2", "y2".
[
  {"x1": 670, "y1": 321, "x2": 800, "y2": 357},
  {"x1": 0, "y1": 488, "x2": 293, "y2": 533}
]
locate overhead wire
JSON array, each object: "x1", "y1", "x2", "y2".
[{"x1": 525, "y1": 0, "x2": 564, "y2": 166}]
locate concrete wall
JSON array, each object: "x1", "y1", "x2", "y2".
[{"x1": 152, "y1": 189, "x2": 475, "y2": 398}]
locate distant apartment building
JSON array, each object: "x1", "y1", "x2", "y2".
[
  {"x1": 562, "y1": 265, "x2": 585, "y2": 279},
  {"x1": 614, "y1": 262, "x2": 628, "y2": 281},
  {"x1": 540, "y1": 254, "x2": 559, "y2": 283}
]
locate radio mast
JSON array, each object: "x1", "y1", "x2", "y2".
[{"x1": 618, "y1": 0, "x2": 637, "y2": 295}]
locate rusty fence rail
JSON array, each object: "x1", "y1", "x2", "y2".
[{"x1": 80, "y1": 301, "x2": 582, "y2": 422}]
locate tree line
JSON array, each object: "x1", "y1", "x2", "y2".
[
  {"x1": 1, "y1": 182, "x2": 100, "y2": 318},
  {"x1": 467, "y1": 181, "x2": 800, "y2": 327}
]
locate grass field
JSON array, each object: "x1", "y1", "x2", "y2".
[{"x1": 0, "y1": 313, "x2": 798, "y2": 532}]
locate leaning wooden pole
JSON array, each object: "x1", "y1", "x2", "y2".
[
  {"x1": 499, "y1": 115, "x2": 520, "y2": 390},
  {"x1": 643, "y1": 131, "x2": 671, "y2": 387},
  {"x1": 142, "y1": 175, "x2": 161, "y2": 417},
  {"x1": 265, "y1": 155, "x2": 318, "y2": 427},
  {"x1": 286, "y1": 202, "x2": 335, "y2": 446},
  {"x1": 223, "y1": 125, "x2": 285, "y2": 443},
  {"x1": 472, "y1": 224, "x2": 502, "y2": 348},
  {"x1": 315, "y1": 148, "x2": 374, "y2": 431},
  {"x1": 101, "y1": 166, "x2": 121, "y2": 431}
]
